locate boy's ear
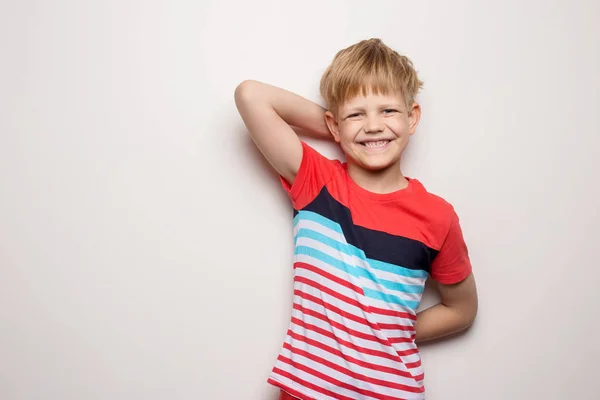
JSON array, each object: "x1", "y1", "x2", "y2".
[
  {"x1": 408, "y1": 102, "x2": 421, "y2": 135},
  {"x1": 324, "y1": 110, "x2": 341, "y2": 143}
]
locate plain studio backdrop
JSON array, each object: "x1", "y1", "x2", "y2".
[{"x1": 1, "y1": 1, "x2": 599, "y2": 399}]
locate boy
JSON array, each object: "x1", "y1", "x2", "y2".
[{"x1": 234, "y1": 38, "x2": 478, "y2": 400}]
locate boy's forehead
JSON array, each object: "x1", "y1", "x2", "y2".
[{"x1": 340, "y1": 89, "x2": 405, "y2": 108}]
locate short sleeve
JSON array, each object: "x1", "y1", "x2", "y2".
[
  {"x1": 430, "y1": 210, "x2": 472, "y2": 284},
  {"x1": 279, "y1": 141, "x2": 339, "y2": 210}
]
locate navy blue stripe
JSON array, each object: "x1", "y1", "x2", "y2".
[{"x1": 298, "y1": 187, "x2": 437, "y2": 272}]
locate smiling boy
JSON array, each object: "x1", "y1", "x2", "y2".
[{"x1": 234, "y1": 38, "x2": 478, "y2": 400}]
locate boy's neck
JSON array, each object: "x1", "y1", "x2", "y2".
[{"x1": 347, "y1": 161, "x2": 409, "y2": 194}]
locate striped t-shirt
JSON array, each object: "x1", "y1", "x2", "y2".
[{"x1": 267, "y1": 141, "x2": 472, "y2": 400}]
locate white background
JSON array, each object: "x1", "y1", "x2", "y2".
[{"x1": 1, "y1": 1, "x2": 599, "y2": 399}]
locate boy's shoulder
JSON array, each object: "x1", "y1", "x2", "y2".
[
  {"x1": 410, "y1": 179, "x2": 454, "y2": 209},
  {"x1": 408, "y1": 178, "x2": 458, "y2": 220}
]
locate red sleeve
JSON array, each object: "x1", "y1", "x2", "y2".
[
  {"x1": 279, "y1": 141, "x2": 339, "y2": 210},
  {"x1": 430, "y1": 210, "x2": 472, "y2": 284}
]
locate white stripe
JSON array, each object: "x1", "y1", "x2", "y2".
[
  {"x1": 294, "y1": 220, "x2": 427, "y2": 286},
  {"x1": 370, "y1": 311, "x2": 417, "y2": 328},
  {"x1": 294, "y1": 219, "x2": 346, "y2": 243},
  {"x1": 286, "y1": 326, "x2": 420, "y2": 388},
  {"x1": 278, "y1": 345, "x2": 422, "y2": 400},
  {"x1": 399, "y1": 352, "x2": 422, "y2": 365},
  {"x1": 381, "y1": 326, "x2": 415, "y2": 339},
  {"x1": 296, "y1": 236, "x2": 424, "y2": 301}
]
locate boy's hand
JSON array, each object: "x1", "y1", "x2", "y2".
[{"x1": 234, "y1": 80, "x2": 331, "y2": 185}]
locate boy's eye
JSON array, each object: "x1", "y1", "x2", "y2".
[
  {"x1": 383, "y1": 109, "x2": 398, "y2": 114},
  {"x1": 346, "y1": 113, "x2": 361, "y2": 119}
]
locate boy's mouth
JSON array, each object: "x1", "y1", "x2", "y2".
[{"x1": 359, "y1": 140, "x2": 391, "y2": 149}]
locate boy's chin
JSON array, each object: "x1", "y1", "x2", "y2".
[
  {"x1": 362, "y1": 162, "x2": 397, "y2": 172},
  {"x1": 348, "y1": 155, "x2": 399, "y2": 172}
]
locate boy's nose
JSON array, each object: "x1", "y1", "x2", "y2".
[{"x1": 364, "y1": 117, "x2": 384, "y2": 133}]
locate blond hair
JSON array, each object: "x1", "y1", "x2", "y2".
[{"x1": 320, "y1": 38, "x2": 423, "y2": 113}]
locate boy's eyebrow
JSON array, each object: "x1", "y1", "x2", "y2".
[
  {"x1": 344, "y1": 104, "x2": 404, "y2": 112},
  {"x1": 343, "y1": 106, "x2": 365, "y2": 114}
]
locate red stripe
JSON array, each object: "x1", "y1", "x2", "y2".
[
  {"x1": 283, "y1": 342, "x2": 424, "y2": 393},
  {"x1": 368, "y1": 303, "x2": 417, "y2": 320},
  {"x1": 295, "y1": 262, "x2": 416, "y2": 320},
  {"x1": 406, "y1": 360, "x2": 422, "y2": 369},
  {"x1": 378, "y1": 322, "x2": 415, "y2": 331},
  {"x1": 287, "y1": 329, "x2": 414, "y2": 378},
  {"x1": 389, "y1": 336, "x2": 415, "y2": 344},
  {"x1": 277, "y1": 355, "x2": 419, "y2": 399},
  {"x1": 270, "y1": 369, "x2": 355, "y2": 400}
]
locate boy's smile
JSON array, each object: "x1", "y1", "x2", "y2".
[{"x1": 359, "y1": 139, "x2": 392, "y2": 149}]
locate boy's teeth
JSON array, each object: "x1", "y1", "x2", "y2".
[{"x1": 364, "y1": 140, "x2": 389, "y2": 148}]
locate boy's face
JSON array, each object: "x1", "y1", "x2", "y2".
[{"x1": 325, "y1": 90, "x2": 421, "y2": 172}]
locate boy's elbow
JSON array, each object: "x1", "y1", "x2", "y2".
[
  {"x1": 234, "y1": 80, "x2": 260, "y2": 104},
  {"x1": 447, "y1": 295, "x2": 478, "y2": 333},
  {"x1": 465, "y1": 309, "x2": 477, "y2": 330},
  {"x1": 459, "y1": 299, "x2": 478, "y2": 331}
]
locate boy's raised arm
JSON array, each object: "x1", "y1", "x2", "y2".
[{"x1": 234, "y1": 80, "x2": 332, "y2": 185}]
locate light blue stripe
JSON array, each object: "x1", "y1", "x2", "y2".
[
  {"x1": 295, "y1": 246, "x2": 422, "y2": 310},
  {"x1": 295, "y1": 228, "x2": 424, "y2": 294},
  {"x1": 296, "y1": 245, "x2": 361, "y2": 277},
  {"x1": 293, "y1": 211, "x2": 343, "y2": 234},
  {"x1": 362, "y1": 288, "x2": 420, "y2": 309},
  {"x1": 367, "y1": 258, "x2": 428, "y2": 279}
]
